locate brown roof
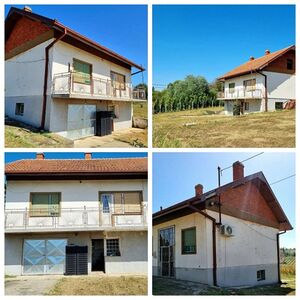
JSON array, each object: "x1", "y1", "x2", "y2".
[
  {"x1": 5, "y1": 157, "x2": 147, "y2": 175},
  {"x1": 5, "y1": 7, "x2": 144, "y2": 71},
  {"x1": 219, "y1": 45, "x2": 295, "y2": 80}
]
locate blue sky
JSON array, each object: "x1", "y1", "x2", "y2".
[
  {"x1": 5, "y1": 152, "x2": 147, "y2": 164},
  {"x1": 153, "y1": 5, "x2": 295, "y2": 88},
  {"x1": 153, "y1": 152, "x2": 295, "y2": 248},
  {"x1": 5, "y1": 5, "x2": 147, "y2": 86}
]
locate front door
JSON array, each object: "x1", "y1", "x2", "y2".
[
  {"x1": 159, "y1": 227, "x2": 175, "y2": 277},
  {"x1": 92, "y1": 239, "x2": 105, "y2": 272}
]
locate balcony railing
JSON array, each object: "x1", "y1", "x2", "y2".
[
  {"x1": 52, "y1": 72, "x2": 146, "y2": 101},
  {"x1": 217, "y1": 88, "x2": 263, "y2": 100},
  {"x1": 5, "y1": 203, "x2": 148, "y2": 233}
]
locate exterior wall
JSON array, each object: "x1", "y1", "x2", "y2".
[
  {"x1": 153, "y1": 213, "x2": 214, "y2": 285},
  {"x1": 224, "y1": 99, "x2": 262, "y2": 116},
  {"x1": 5, "y1": 179, "x2": 148, "y2": 210},
  {"x1": 5, "y1": 230, "x2": 147, "y2": 276},
  {"x1": 5, "y1": 39, "x2": 54, "y2": 128}
]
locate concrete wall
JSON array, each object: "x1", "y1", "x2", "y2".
[
  {"x1": 5, "y1": 231, "x2": 147, "y2": 276},
  {"x1": 6, "y1": 179, "x2": 148, "y2": 210},
  {"x1": 224, "y1": 99, "x2": 262, "y2": 116}
]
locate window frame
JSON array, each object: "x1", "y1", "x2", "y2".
[
  {"x1": 15, "y1": 103, "x2": 24, "y2": 116},
  {"x1": 106, "y1": 238, "x2": 121, "y2": 256},
  {"x1": 29, "y1": 192, "x2": 61, "y2": 217},
  {"x1": 243, "y1": 79, "x2": 256, "y2": 92},
  {"x1": 72, "y1": 58, "x2": 92, "y2": 85},
  {"x1": 228, "y1": 83, "x2": 235, "y2": 94},
  {"x1": 275, "y1": 102, "x2": 284, "y2": 110},
  {"x1": 257, "y1": 269, "x2": 266, "y2": 281},
  {"x1": 110, "y1": 71, "x2": 126, "y2": 91},
  {"x1": 287, "y1": 59, "x2": 293, "y2": 70},
  {"x1": 181, "y1": 226, "x2": 197, "y2": 255}
]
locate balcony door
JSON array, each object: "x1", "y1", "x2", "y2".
[{"x1": 159, "y1": 226, "x2": 175, "y2": 277}]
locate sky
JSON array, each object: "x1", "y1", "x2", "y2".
[
  {"x1": 153, "y1": 5, "x2": 295, "y2": 88},
  {"x1": 153, "y1": 152, "x2": 295, "y2": 248},
  {"x1": 5, "y1": 152, "x2": 147, "y2": 164},
  {"x1": 5, "y1": 4, "x2": 148, "y2": 86}
]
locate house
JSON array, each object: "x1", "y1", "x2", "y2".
[
  {"x1": 152, "y1": 161, "x2": 292, "y2": 287},
  {"x1": 217, "y1": 45, "x2": 295, "y2": 115},
  {"x1": 5, "y1": 6, "x2": 146, "y2": 139},
  {"x1": 5, "y1": 153, "x2": 148, "y2": 276}
]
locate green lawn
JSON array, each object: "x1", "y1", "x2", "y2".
[{"x1": 153, "y1": 107, "x2": 295, "y2": 148}]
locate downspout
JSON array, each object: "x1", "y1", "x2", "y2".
[
  {"x1": 257, "y1": 71, "x2": 268, "y2": 112},
  {"x1": 41, "y1": 27, "x2": 67, "y2": 130},
  {"x1": 276, "y1": 230, "x2": 286, "y2": 284},
  {"x1": 188, "y1": 203, "x2": 218, "y2": 286}
]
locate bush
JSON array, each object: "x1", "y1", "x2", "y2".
[{"x1": 233, "y1": 104, "x2": 241, "y2": 116}]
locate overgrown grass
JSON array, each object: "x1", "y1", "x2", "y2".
[
  {"x1": 153, "y1": 107, "x2": 295, "y2": 148},
  {"x1": 133, "y1": 102, "x2": 148, "y2": 119},
  {"x1": 113, "y1": 128, "x2": 148, "y2": 147}
]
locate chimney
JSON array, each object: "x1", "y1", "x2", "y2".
[
  {"x1": 233, "y1": 161, "x2": 244, "y2": 181},
  {"x1": 84, "y1": 153, "x2": 92, "y2": 160},
  {"x1": 265, "y1": 49, "x2": 270, "y2": 55},
  {"x1": 36, "y1": 153, "x2": 44, "y2": 160},
  {"x1": 23, "y1": 6, "x2": 32, "y2": 13},
  {"x1": 195, "y1": 184, "x2": 203, "y2": 198},
  {"x1": 249, "y1": 56, "x2": 255, "y2": 61}
]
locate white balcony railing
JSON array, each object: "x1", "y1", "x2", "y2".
[
  {"x1": 5, "y1": 204, "x2": 148, "y2": 233},
  {"x1": 52, "y1": 72, "x2": 146, "y2": 101},
  {"x1": 217, "y1": 88, "x2": 263, "y2": 100}
]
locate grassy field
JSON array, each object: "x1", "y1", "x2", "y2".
[
  {"x1": 133, "y1": 102, "x2": 148, "y2": 119},
  {"x1": 153, "y1": 107, "x2": 295, "y2": 148},
  {"x1": 47, "y1": 276, "x2": 147, "y2": 296},
  {"x1": 113, "y1": 128, "x2": 147, "y2": 147}
]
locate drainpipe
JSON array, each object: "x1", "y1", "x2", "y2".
[
  {"x1": 257, "y1": 71, "x2": 268, "y2": 112},
  {"x1": 276, "y1": 230, "x2": 286, "y2": 284},
  {"x1": 188, "y1": 203, "x2": 218, "y2": 287},
  {"x1": 216, "y1": 167, "x2": 222, "y2": 226},
  {"x1": 40, "y1": 27, "x2": 67, "y2": 130}
]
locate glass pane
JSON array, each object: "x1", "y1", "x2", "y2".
[
  {"x1": 182, "y1": 228, "x2": 196, "y2": 253},
  {"x1": 101, "y1": 194, "x2": 112, "y2": 213},
  {"x1": 124, "y1": 192, "x2": 141, "y2": 213},
  {"x1": 113, "y1": 193, "x2": 123, "y2": 214}
]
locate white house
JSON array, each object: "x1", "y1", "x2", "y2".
[
  {"x1": 5, "y1": 153, "x2": 148, "y2": 276},
  {"x1": 152, "y1": 161, "x2": 292, "y2": 287},
  {"x1": 217, "y1": 45, "x2": 295, "y2": 115},
  {"x1": 5, "y1": 7, "x2": 146, "y2": 139}
]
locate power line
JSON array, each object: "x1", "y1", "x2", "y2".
[{"x1": 270, "y1": 174, "x2": 295, "y2": 186}]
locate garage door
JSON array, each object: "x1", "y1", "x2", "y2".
[
  {"x1": 23, "y1": 239, "x2": 67, "y2": 274},
  {"x1": 67, "y1": 104, "x2": 96, "y2": 139}
]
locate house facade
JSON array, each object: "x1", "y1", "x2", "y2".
[
  {"x1": 5, "y1": 7, "x2": 146, "y2": 139},
  {"x1": 152, "y1": 162, "x2": 292, "y2": 287},
  {"x1": 5, "y1": 154, "x2": 148, "y2": 276},
  {"x1": 217, "y1": 46, "x2": 295, "y2": 115}
]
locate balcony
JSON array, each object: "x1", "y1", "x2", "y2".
[
  {"x1": 5, "y1": 203, "x2": 148, "y2": 233},
  {"x1": 217, "y1": 88, "x2": 263, "y2": 100},
  {"x1": 52, "y1": 72, "x2": 146, "y2": 101}
]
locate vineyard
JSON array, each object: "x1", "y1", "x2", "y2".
[{"x1": 281, "y1": 254, "x2": 295, "y2": 276}]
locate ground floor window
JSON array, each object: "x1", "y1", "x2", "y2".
[
  {"x1": 181, "y1": 227, "x2": 196, "y2": 254},
  {"x1": 15, "y1": 103, "x2": 24, "y2": 116},
  {"x1": 106, "y1": 239, "x2": 120, "y2": 256},
  {"x1": 244, "y1": 102, "x2": 249, "y2": 111},
  {"x1": 257, "y1": 269, "x2": 266, "y2": 281},
  {"x1": 275, "y1": 102, "x2": 283, "y2": 110}
]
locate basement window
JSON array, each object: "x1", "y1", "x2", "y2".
[
  {"x1": 287, "y1": 59, "x2": 293, "y2": 70},
  {"x1": 106, "y1": 239, "x2": 120, "y2": 256},
  {"x1": 257, "y1": 270, "x2": 266, "y2": 281},
  {"x1": 275, "y1": 102, "x2": 283, "y2": 110},
  {"x1": 15, "y1": 103, "x2": 24, "y2": 116},
  {"x1": 182, "y1": 227, "x2": 196, "y2": 254}
]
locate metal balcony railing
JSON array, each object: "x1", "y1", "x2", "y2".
[
  {"x1": 52, "y1": 72, "x2": 146, "y2": 101},
  {"x1": 5, "y1": 203, "x2": 148, "y2": 232},
  {"x1": 217, "y1": 88, "x2": 263, "y2": 100}
]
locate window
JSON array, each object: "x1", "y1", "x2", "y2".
[
  {"x1": 106, "y1": 239, "x2": 120, "y2": 256},
  {"x1": 15, "y1": 103, "x2": 24, "y2": 116},
  {"x1": 30, "y1": 193, "x2": 60, "y2": 217},
  {"x1": 287, "y1": 59, "x2": 293, "y2": 70},
  {"x1": 257, "y1": 270, "x2": 266, "y2": 281},
  {"x1": 244, "y1": 102, "x2": 249, "y2": 111},
  {"x1": 111, "y1": 71, "x2": 126, "y2": 90},
  {"x1": 243, "y1": 79, "x2": 256, "y2": 92},
  {"x1": 182, "y1": 227, "x2": 196, "y2": 254},
  {"x1": 275, "y1": 102, "x2": 283, "y2": 110},
  {"x1": 228, "y1": 83, "x2": 235, "y2": 93},
  {"x1": 73, "y1": 59, "x2": 92, "y2": 84}
]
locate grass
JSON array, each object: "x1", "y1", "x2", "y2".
[
  {"x1": 153, "y1": 107, "x2": 295, "y2": 148},
  {"x1": 47, "y1": 275, "x2": 147, "y2": 296},
  {"x1": 5, "y1": 119, "x2": 73, "y2": 148},
  {"x1": 133, "y1": 102, "x2": 148, "y2": 119},
  {"x1": 113, "y1": 128, "x2": 148, "y2": 147}
]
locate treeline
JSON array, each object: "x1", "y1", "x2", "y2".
[{"x1": 153, "y1": 75, "x2": 223, "y2": 114}]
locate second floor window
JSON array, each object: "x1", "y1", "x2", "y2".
[
  {"x1": 73, "y1": 59, "x2": 92, "y2": 85},
  {"x1": 243, "y1": 79, "x2": 256, "y2": 92},
  {"x1": 30, "y1": 193, "x2": 60, "y2": 217},
  {"x1": 111, "y1": 71, "x2": 126, "y2": 90},
  {"x1": 287, "y1": 59, "x2": 294, "y2": 70},
  {"x1": 228, "y1": 83, "x2": 235, "y2": 93}
]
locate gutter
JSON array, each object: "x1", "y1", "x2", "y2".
[
  {"x1": 276, "y1": 230, "x2": 287, "y2": 284},
  {"x1": 257, "y1": 71, "x2": 268, "y2": 112},
  {"x1": 188, "y1": 203, "x2": 218, "y2": 286},
  {"x1": 40, "y1": 27, "x2": 67, "y2": 130}
]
